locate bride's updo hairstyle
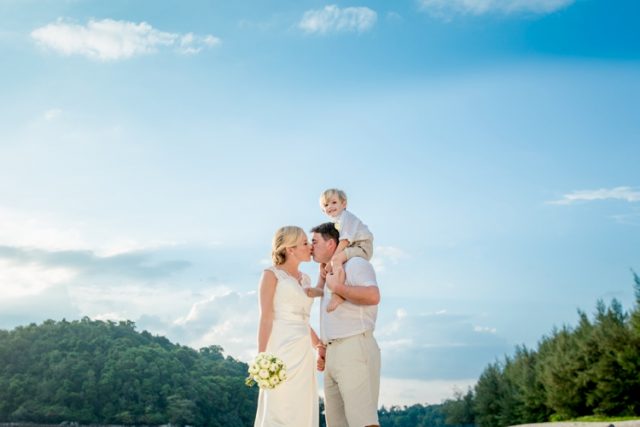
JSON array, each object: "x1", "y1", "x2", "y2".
[{"x1": 272, "y1": 226, "x2": 305, "y2": 266}]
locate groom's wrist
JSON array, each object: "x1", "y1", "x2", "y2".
[{"x1": 333, "y1": 282, "x2": 346, "y2": 297}]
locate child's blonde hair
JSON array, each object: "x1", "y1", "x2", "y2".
[{"x1": 319, "y1": 188, "x2": 347, "y2": 207}]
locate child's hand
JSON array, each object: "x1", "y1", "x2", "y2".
[{"x1": 304, "y1": 287, "x2": 324, "y2": 298}]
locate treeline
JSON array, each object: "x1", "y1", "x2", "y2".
[
  {"x1": 0, "y1": 318, "x2": 257, "y2": 426},
  {"x1": 378, "y1": 403, "x2": 472, "y2": 427},
  {"x1": 441, "y1": 272, "x2": 640, "y2": 426}
]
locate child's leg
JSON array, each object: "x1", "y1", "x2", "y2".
[
  {"x1": 326, "y1": 293, "x2": 345, "y2": 312},
  {"x1": 343, "y1": 239, "x2": 373, "y2": 262},
  {"x1": 327, "y1": 240, "x2": 374, "y2": 311},
  {"x1": 330, "y1": 251, "x2": 347, "y2": 273}
]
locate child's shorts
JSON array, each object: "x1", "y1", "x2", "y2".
[{"x1": 344, "y1": 238, "x2": 373, "y2": 261}]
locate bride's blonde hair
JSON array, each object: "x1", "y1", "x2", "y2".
[{"x1": 272, "y1": 226, "x2": 305, "y2": 266}]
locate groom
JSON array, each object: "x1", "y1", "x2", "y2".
[{"x1": 310, "y1": 222, "x2": 381, "y2": 427}]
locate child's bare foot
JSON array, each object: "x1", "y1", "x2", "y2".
[
  {"x1": 305, "y1": 287, "x2": 324, "y2": 298},
  {"x1": 326, "y1": 294, "x2": 345, "y2": 312}
]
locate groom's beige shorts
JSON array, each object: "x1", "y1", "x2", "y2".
[{"x1": 324, "y1": 330, "x2": 381, "y2": 427}]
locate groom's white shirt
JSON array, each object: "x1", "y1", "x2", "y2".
[{"x1": 320, "y1": 257, "x2": 378, "y2": 342}]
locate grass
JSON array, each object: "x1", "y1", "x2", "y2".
[
  {"x1": 549, "y1": 414, "x2": 640, "y2": 422},
  {"x1": 573, "y1": 415, "x2": 640, "y2": 422}
]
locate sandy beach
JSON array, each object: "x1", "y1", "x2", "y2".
[{"x1": 512, "y1": 422, "x2": 640, "y2": 427}]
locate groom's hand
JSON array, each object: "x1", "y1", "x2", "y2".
[
  {"x1": 316, "y1": 345, "x2": 326, "y2": 372},
  {"x1": 326, "y1": 268, "x2": 346, "y2": 295},
  {"x1": 319, "y1": 263, "x2": 328, "y2": 280}
]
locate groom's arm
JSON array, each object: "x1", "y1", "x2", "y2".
[{"x1": 326, "y1": 267, "x2": 380, "y2": 306}]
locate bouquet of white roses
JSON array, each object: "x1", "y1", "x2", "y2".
[{"x1": 245, "y1": 352, "x2": 287, "y2": 389}]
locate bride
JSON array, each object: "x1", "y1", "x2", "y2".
[{"x1": 253, "y1": 226, "x2": 322, "y2": 427}]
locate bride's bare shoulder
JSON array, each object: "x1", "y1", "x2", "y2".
[{"x1": 261, "y1": 268, "x2": 280, "y2": 282}]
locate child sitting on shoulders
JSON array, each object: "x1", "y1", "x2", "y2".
[{"x1": 307, "y1": 188, "x2": 374, "y2": 312}]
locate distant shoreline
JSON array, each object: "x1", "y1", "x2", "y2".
[{"x1": 0, "y1": 424, "x2": 164, "y2": 427}]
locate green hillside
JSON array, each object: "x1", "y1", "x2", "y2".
[{"x1": 0, "y1": 318, "x2": 257, "y2": 426}]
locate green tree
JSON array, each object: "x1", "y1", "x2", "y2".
[
  {"x1": 585, "y1": 299, "x2": 640, "y2": 415},
  {"x1": 474, "y1": 362, "x2": 505, "y2": 427},
  {"x1": 441, "y1": 388, "x2": 475, "y2": 425},
  {"x1": 0, "y1": 318, "x2": 258, "y2": 426},
  {"x1": 502, "y1": 346, "x2": 550, "y2": 423}
]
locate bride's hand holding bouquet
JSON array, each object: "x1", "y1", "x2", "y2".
[{"x1": 245, "y1": 352, "x2": 287, "y2": 389}]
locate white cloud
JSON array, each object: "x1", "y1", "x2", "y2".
[
  {"x1": 386, "y1": 11, "x2": 403, "y2": 22},
  {"x1": 92, "y1": 311, "x2": 128, "y2": 322},
  {"x1": 154, "y1": 290, "x2": 259, "y2": 360},
  {"x1": 377, "y1": 308, "x2": 509, "y2": 379},
  {"x1": 473, "y1": 325, "x2": 497, "y2": 334},
  {"x1": 611, "y1": 209, "x2": 640, "y2": 226},
  {"x1": 70, "y1": 282, "x2": 205, "y2": 325},
  {"x1": 0, "y1": 285, "x2": 80, "y2": 330},
  {"x1": 299, "y1": 5, "x2": 377, "y2": 34},
  {"x1": 0, "y1": 205, "x2": 185, "y2": 256},
  {"x1": 371, "y1": 245, "x2": 408, "y2": 273},
  {"x1": 177, "y1": 33, "x2": 221, "y2": 55},
  {"x1": 44, "y1": 108, "x2": 62, "y2": 121},
  {"x1": 0, "y1": 206, "x2": 87, "y2": 251},
  {"x1": 419, "y1": 0, "x2": 574, "y2": 17},
  {"x1": 379, "y1": 377, "x2": 476, "y2": 406},
  {"x1": 0, "y1": 258, "x2": 76, "y2": 298},
  {"x1": 548, "y1": 186, "x2": 640, "y2": 205},
  {"x1": 31, "y1": 19, "x2": 220, "y2": 61}
]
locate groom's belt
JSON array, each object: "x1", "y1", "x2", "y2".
[{"x1": 326, "y1": 329, "x2": 373, "y2": 346}]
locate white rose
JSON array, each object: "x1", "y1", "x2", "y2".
[
  {"x1": 269, "y1": 376, "x2": 280, "y2": 386},
  {"x1": 259, "y1": 380, "x2": 270, "y2": 388},
  {"x1": 278, "y1": 370, "x2": 287, "y2": 380},
  {"x1": 259, "y1": 358, "x2": 271, "y2": 369},
  {"x1": 249, "y1": 364, "x2": 259, "y2": 375},
  {"x1": 259, "y1": 369, "x2": 269, "y2": 379}
]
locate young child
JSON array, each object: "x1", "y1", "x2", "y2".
[{"x1": 309, "y1": 188, "x2": 374, "y2": 312}]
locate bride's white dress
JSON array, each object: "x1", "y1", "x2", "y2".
[{"x1": 254, "y1": 267, "x2": 319, "y2": 427}]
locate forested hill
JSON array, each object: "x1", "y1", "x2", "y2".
[
  {"x1": 0, "y1": 318, "x2": 257, "y2": 426},
  {"x1": 441, "y1": 272, "x2": 640, "y2": 426}
]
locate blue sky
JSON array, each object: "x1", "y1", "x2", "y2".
[{"x1": 1, "y1": 0, "x2": 639, "y2": 406}]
